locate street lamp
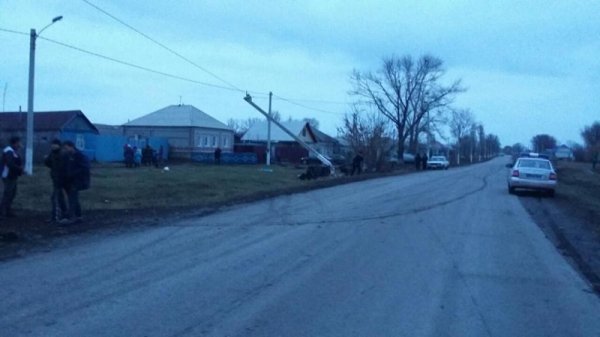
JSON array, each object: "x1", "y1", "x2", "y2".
[{"x1": 25, "y1": 15, "x2": 63, "y2": 175}]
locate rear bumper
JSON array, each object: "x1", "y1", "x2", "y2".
[{"x1": 509, "y1": 177, "x2": 556, "y2": 191}]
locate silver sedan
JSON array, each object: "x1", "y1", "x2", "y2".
[
  {"x1": 507, "y1": 157, "x2": 557, "y2": 196},
  {"x1": 426, "y1": 156, "x2": 450, "y2": 170}
]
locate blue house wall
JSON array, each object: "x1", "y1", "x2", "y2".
[{"x1": 61, "y1": 132, "x2": 169, "y2": 162}]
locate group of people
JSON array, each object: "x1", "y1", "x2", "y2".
[
  {"x1": 0, "y1": 136, "x2": 90, "y2": 224},
  {"x1": 123, "y1": 144, "x2": 163, "y2": 168},
  {"x1": 414, "y1": 153, "x2": 429, "y2": 171}
]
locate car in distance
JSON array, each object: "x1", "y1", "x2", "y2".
[
  {"x1": 507, "y1": 157, "x2": 557, "y2": 196},
  {"x1": 426, "y1": 155, "x2": 450, "y2": 170}
]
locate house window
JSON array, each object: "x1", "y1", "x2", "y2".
[
  {"x1": 212, "y1": 136, "x2": 217, "y2": 147},
  {"x1": 202, "y1": 136, "x2": 209, "y2": 147},
  {"x1": 222, "y1": 136, "x2": 228, "y2": 147}
]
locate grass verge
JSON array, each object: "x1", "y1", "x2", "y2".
[{"x1": 555, "y1": 161, "x2": 600, "y2": 231}]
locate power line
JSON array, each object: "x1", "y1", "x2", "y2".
[
  {"x1": 0, "y1": 27, "x2": 29, "y2": 36},
  {"x1": 81, "y1": 0, "x2": 244, "y2": 93},
  {"x1": 80, "y1": 1, "x2": 351, "y2": 113},
  {"x1": 273, "y1": 94, "x2": 345, "y2": 116},
  {"x1": 1, "y1": 26, "x2": 348, "y2": 116},
  {"x1": 39, "y1": 35, "x2": 244, "y2": 92}
]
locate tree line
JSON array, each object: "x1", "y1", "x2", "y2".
[
  {"x1": 229, "y1": 54, "x2": 503, "y2": 170},
  {"x1": 339, "y1": 54, "x2": 501, "y2": 169},
  {"x1": 508, "y1": 121, "x2": 600, "y2": 163}
]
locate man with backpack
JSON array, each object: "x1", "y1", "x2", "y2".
[
  {"x1": 44, "y1": 139, "x2": 67, "y2": 223},
  {"x1": 59, "y1": 141, "x2": 90, "y2": 225},
  {"x1": 1, "y1": 137, "x2": 24, "y2": 218}
]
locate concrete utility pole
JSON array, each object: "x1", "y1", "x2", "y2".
[
  {"x1": 25, "y1": 15, "x2": 63, "y2": 175},
  {"x1": 244, "y1": 93, "x2": 334, "y2": 174},
  {"x1": 267, "y1": 92, "x2": 272, "y2": 166}
]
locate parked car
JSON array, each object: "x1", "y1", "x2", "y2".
[
  {"x1": 388, "y1": 153, "x2": 416, "y2": 165},
  {"x1": 426, "y1": 155, "x2": 449, "y2": 170},
  {"x1": 507, "y1": 157, "x2": 557, "y2": 196}
]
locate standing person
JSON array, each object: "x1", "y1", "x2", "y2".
[
  {"x1": 134, "y1": 147, "x2": 142, "y2": 168},
  {"x1": 214, "y1": 147, "x2": 222, "y2": 165},
  {"x1": 421, "y1": 153, "x2": 428, "y2": 170},
  {"x1": 60, "y1": 141, "x2": 90, "y2": 225},
  {"x1": 351, "y1": 152, "x2": 364, "y2": 176},
  {"x1": 124, "y1": 144, "x2": 134, "y2": 168},
  {"x1": 0, "y1": 137, "x2": 24, "y2": 218},
  {"x1": 415, "y1": 153, "x2": 421, "y2": 171},
  {"x1": 44, "y1": 139, "x2": 67, "y2": 223},
  {"x1": 157, "y1": 145, "x2": 164, "y2": 167}
]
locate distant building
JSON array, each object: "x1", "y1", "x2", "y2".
[
  {"x1": 122, "y1": 104, "x2": 234, "y2": 159},
  {"x1": 0, "y1": 110, "x2": 98, "y2": 162},
  {"x1": 554, "y1": 144, "x2": 574, "y2": 161},
  {"x1": 240, "y1": 120, "x2": 339, "y2": 163},
  {"x1": 94, "y1": 123, "x2": 124, "y2": 136}
]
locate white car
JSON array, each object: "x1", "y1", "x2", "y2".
[
  {"x1": 426, "y1": 156, "x2": 449, "y2": 170},
  {"x1": 507, "y1": 157, "x2": 557, "y2": 196}
]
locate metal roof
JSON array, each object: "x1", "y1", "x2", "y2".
[
  {"x1": 241, "y1": 119, "x2": 311, "y2": 142},
  {"x1": 124, "y1": 104, "x2": 231, "y2": 130},
  {"x1": 0, "y1": 110, "x2": 98, "y2": 133}
]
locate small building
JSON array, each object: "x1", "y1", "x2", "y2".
[
  {"x1": 123, "y1": 104, "x2": 234, "y2": 160},
  {"x1": 554, "y1": 144, "x2": 574, "y2": 161},
  {"x1": 240, "y1": 120, "x2": 339, "y2": 164},
  {"x1": 0, "y1": 110, "x2": 99, "y2": 161}
]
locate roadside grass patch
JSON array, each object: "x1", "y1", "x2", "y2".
[
  {"x1": 555, "y1": 161, "x2": 600, "y2": 231},
  {"x1": 13, "y1": 163, "x2": 309, "y2": 211}
]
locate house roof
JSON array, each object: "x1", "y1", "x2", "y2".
[
  {"x1": 124, "y1": 104, "x2": 231, "y2": 130},
  {"x1": 0, "y1": 110, "x2": 98, "y2": 133},
  {"x1": 95, "y1": 124, "x2": 124, "y2": 136},
  {"x1": 312, "y1": 127, "x2": 338, "y2": 144},
  {"x1": 241, "y1": 120, "x2": 313, "y2": 142}
]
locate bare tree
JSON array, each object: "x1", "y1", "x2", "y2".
[
  {"x1": 226, "y1": 117, "x2": 262, "y2": 136},
  {"x1": 337, "y1": 106, "x2": 393, "y2": 171},
  {"x1": 531, "y1": 134, "x2": 557, "y2": 153},
  {"x1": 351, "y1": 54, "x2": 462, "y2": 162},
  {"x1": 581, "y1": 121, "x2": 600, "y2": 161},
  {"x1": 449, "y1": 109, "x2": 474, "y2": 165},
  {"x1": 485, "y1": 134, "x2": 501, "y2": 157},
  {"x1": 477, "y1": 124, "x2": 486, "y2": 160}
]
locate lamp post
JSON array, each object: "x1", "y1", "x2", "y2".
[{"x1": 25, "y1": 15, "x2": 63, "y2": 175}]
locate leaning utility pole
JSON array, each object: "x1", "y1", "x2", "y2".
[
  {"x1": 267, "y1": 92, "x2": 272, "y2": 166},
  {"x1": 244, "y1": 93, "x2": 334, "y2": 173}
]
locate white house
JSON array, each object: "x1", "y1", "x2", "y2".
[{"x1": 123, "y1": 104, "x2": 234, "y2": 159}]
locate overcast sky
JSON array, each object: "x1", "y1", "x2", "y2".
[{"x1": 1, "y1": 0, "x2": 599, "y2": 147}]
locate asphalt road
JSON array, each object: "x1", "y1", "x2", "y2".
[{"x1": 1, "y1": 158, "x2": 599, "y2": 337}]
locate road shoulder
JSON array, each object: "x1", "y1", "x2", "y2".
[{"x1": 520, "y1": 193, "x2": 600, "y2": 295}]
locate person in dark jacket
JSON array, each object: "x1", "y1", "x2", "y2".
[
  {"x1": 44, "y1": 139, "x2": 67, "y2": 223},
  {"x1": 214, "y1": 147, "x2": 222, "y2": 165},
  {"x1": 59, "y1": 141, "x2": 90, "y2": 225},
  {"x1": 351, "y1": 152, "x2": 364, "y2": 176},
  {"x1": 415, "y1": 153, "x2": 421, "y2": 171},
  {"x1": 0, "y1": 136, "x2": 24, "y2": 218},
  {"x1": 421, "y1": 153, "x2": 428, "y2": 170}
]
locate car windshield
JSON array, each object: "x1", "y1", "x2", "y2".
[
  {"x1": 518, "y1": 159, "x2": 551, "y2": 170},
  {"x1": 431, "y1": 157, "x2": 445, "y2": 161}
]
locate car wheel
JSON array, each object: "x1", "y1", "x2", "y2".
[
  {"x1": 508, "y1": 186, "x2": 515, "y2": 194},
  {"x1": 548, "y1": 190, "x2": 555, "y2": 198}
]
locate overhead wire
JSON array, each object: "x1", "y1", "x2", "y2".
[
  {"x1": 81, "y1": 0, "x2": 244, "y2": 93},
  {"x1": 80, "y1": 0, "x2": 349, "y2": 114},
  {"x1": 0, "y1": 25, "x2": 348, "y2": 117}
]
